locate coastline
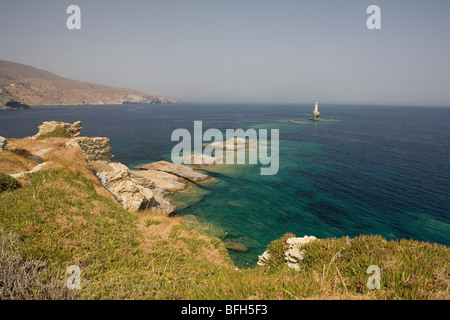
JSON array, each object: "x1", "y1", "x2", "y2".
[{"x1": 1, "y1": 120, "x2": 449, "y2": 300}]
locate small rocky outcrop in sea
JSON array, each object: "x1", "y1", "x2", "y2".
[
  {"x1": 32, "y1": 121, "x2": 82, "y2": 139},
  {"x1": 206, "y1": 137, "x2": 251, "y2": 151},
  {"x1": 257, "y1": 235, "x2": 318, "y2": 270},
  {"x1": 183, "y1": 137, "x2": 255, "y2": 166}
]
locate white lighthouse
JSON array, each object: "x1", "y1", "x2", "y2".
[{"x1": 311, "y1": 101, "x2": 320, "y2": 120}]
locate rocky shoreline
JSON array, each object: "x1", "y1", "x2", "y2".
[
  {"x1": 2, "y1": 121, "x2": 217, "y2": 216},
  {"x1": 0, "y1": 89, "x2": 30, "y2": 110},
  {"x1": 1, "y1": 120, "x2": 321, "y2": 269}
]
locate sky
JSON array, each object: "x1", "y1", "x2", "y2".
[{"x1": 0, "y1": 0, "x2": 449, "y2": 106}]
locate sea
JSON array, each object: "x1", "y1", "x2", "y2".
[{"x1": 1, "y1": 103, "x2": 449, "y2": 267}]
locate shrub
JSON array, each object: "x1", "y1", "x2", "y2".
[
  {"x1": 0, "y1": 233, "x2": 73, "y2": 300},
  {"x1": 0, "y1": 173, "x2": 21, "y2": 194}
]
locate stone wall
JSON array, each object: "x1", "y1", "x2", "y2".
[{"x1": 66, "y1": 137, "x2": 113, "y2": 162}]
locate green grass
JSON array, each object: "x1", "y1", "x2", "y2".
[
  {"x1": 0, "y1": 168, "x2": 448, "y2": 299},
  {"x1": 36, "y1": 127, "x2": 72, "y2": 140},
  {"x1": 0, "y1": 173, "x2": 21, "y2": 194},
  {"x1": 145, "y1": 218, "x2": 163, "y2": 227}
]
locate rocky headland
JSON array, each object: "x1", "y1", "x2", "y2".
[
  {"x1": 0, "y1": 88, "x2": 30, "y2": 110},
  {"x1": 0, "y1": 60, "x2": 180, "y2": 108},
  {"x1": 1, "y1": 120, "x2": 214, "y2": 216}
]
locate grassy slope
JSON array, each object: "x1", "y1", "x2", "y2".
[{"x1": 0, "y1": 165, "x2": 448, "y2": 299}]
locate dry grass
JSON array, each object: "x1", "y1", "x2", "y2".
[
  {"x1": 2, "y1": 137, "x2": 113, "y2": 201},
  {"x1": 0, "y1": 233, "x2": 73, "y2": 300},
  {"x1": 135, "y1": 211, "x2": 231, "y2": 267},
  {"x1": 0, "y1": 150, "x2": 37, "y2": 175}
]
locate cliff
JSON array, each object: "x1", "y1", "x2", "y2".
[{"x1": 0, "y1": 60, "x2": 180, "y2": 107}]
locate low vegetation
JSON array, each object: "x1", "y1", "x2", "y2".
[
  {"x1": 0, "y1": 173, "x2": 21, "y2": 194},
  {"x1": 36, "y1": 127, "x2": 72, "y2": 140},
  {"x1": 0, "y1": 167, "x2": 448, "y2": 300},
  {"x1": 0, "y1": 233, "x2": 73, "y2": 299}
]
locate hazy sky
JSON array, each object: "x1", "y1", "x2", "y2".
[{"x1": 1, "y1": 0, "x2": 449, "y2": 105}]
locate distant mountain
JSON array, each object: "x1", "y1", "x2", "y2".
[{"x1": 0, "y1": 60, "x2": 180, "y2": 109}]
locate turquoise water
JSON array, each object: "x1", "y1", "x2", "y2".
[{"x1": 1, "y1": 103, "x2": 449, "y2": 267}]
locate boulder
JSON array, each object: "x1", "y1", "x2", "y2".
[
  {"x1": 33, "y1": 121, "x2": 82, "y2": 139},
  {"x1": 92, "y1": 162, "x2": 175, "y2": 215},
  {"x1": 66, "y1": 137, "x2": 113, "y2": 162}
]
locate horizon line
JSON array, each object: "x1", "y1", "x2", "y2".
[{"x1": 176, "y1": 101, "x2": 450, "y2": 108}]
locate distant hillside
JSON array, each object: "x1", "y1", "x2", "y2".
[{"x1": 0, "y1": 60, "x2": 180, "y2": 108}]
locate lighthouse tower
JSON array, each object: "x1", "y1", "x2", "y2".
[{"x1": 311, "y1": 101, "x2": 320, "y2": 120}]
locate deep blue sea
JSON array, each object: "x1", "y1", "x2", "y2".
[{"x1": 1, "y1": 103, "x2": 449, "y2": 267}]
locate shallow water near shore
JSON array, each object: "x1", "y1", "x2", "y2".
[{"x1": 1, "y1": 103, "x2": 449, "y2": 267}]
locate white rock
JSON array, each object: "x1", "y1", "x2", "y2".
[
  {"x1": 286, "y1": 262, "x2": 301, "y2": 271},
  {"x1": 286, "y1": 235, "x2": 318, "y2": 247},
  {"x1": 257, "y1": 235, "x2": 318, "y2": 270},
  {"x1": 92, "y1": 162, "x2": 175, "y2": 215},
  {"x1": 0, "y1": 136, "x2": 6, "y2": 151},
  {"x1": 285, "y1": 247, "x2": 304, "y2": 261},
  {"x1": 138, "y1": 160, "x2": 217, "y2": 183},
  {"x1": 257, "y1": 250, "x2": 271, "y2": 266}
]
